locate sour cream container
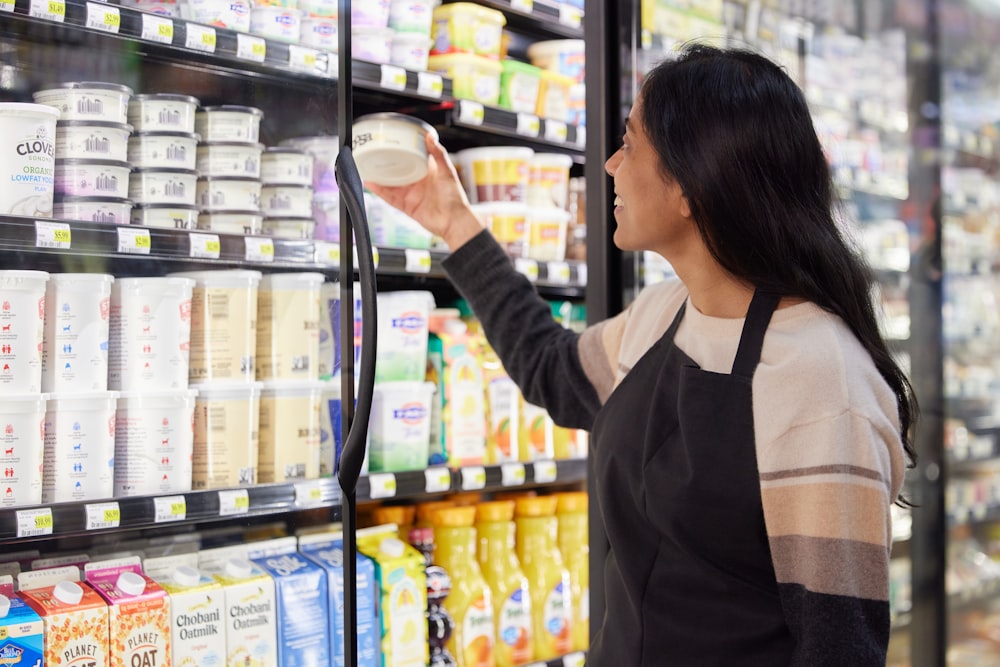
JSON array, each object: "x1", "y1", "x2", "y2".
[
  {"x1": 127, "y1": 132, "x2": 200, "y2": 170},
  {"x1": 53, "y1": 196, "x2": 132, "y2": 225},
  {"x1": 54, "y1": 159, "x2": 131, "y2": 199},
  {"x1": 196, "y1": 142, "x2": 264, "y2": 179},
  {"x1": 114, "y1": 389, "x2": 198, "y2": 496},
  {"x1": 197, "y1": 211, "x2": 264, "y2": 235},
  {"x1": 260, "y1": 147, "x2": 313, "y2": 186},
  {"x1": 127, "y1": 93, "x2": 200, "y2": 133},
  {"x1": 130, "y1": 203, "x2": 199, "y2": 229},
  {"x1": 197, "y1": 177, "x2": 262, "y2": 212},
  {"x1": 352, "y1": 112, "x2": 436, "y2": 186},
  {"x1": 41, "y1": 273, "x2": 114, "y2": 393},
  {"x1": 129, "y1": 168, "x2": 198, "y2": 206},
  {"x1": 33, "y1": 81, "x2": 133, "y2": 124},
  {"x1": 55, "y1": 121, "x2": 132, "y2": 162},
  {"x1": 260, "y1": 184, "x2": 313, "y2": 218},
  {"x1": 195, "y1": 106, "x2": 263, "y2": 144},
  {"x1": 0, "y1": 393, "x2": 48, "y2": 507},
  {"x1": 42, "y1": 390, "x2": 119, "y2": 503}
]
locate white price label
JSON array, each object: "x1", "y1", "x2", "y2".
[
  {"x1": 514, "y1": 258, "x2": 539, "y2": 282},
  {"x1": 417, "y1": 72, "x2": 444, "y2": 98},
  {"x1": 547, "y1": 261, "x2": 571, "y2": 285},
  {"x1": 544, "y1": 120, "x2": 568, "y2": 143},
  {"x1": 244, "y1": 236, "x2": 275, "y2": 263},
  {"x1": 314, "y1": 241, "x2": 339, "y2": 265},
  {"x1": 563, "y1": 653, "x2": 587, "y2": 667},
  {"x1": 370, "y1": 246, "x2": 380, "y2": 268},
  {"x1": 190, "y1": 232, "x2": 221, "y2": 259},
  {"x1": 35, "y1": 220, "x2": 71, "y2": 249},
  {"x1": 29, "y1": 0, "x2": 64, "y2": 21},
  {"x1": 186, "y1": 23, "x2": 217, "y2": 53},
  {"x1": 294, "y1": 481, "x2": 325, "y2": 507},
  {"x1": 380, "y1": 64, "x2": 408, "y2": 91},
  {"x1": 458, "y1": 101, "x2": 485, "y2": 126},
  {"x1": 86, "y1": 2, "x2": 120, "y2": 32},
  {"x1": 117, "y1": 227, "x2": 151, "y2": 255},
  {"x1": 424, "y1": 467, "x2": 452, "y2": 494},
  {"x1": 368, "y1": 473, "x2": 397, "y2": 499},
  {"x1": 510, "y1": 0, "x2": 533, "y2": 12},
  {"x1": 0, "y1": 0, "x2": 14, "y2": 13},
  {"x1": 85, "y1": 502, "x2": 120, "y2": 531},
  {"x1": 533, "y1": 460, "x2": 558, "y2": 484},
  {"x1": 501, "y1": 462, "x2": 526, "y2": 487},
  {"x1": 289, "y1": 45, "x2": 322, "y2": 72},
  {"x1": 237, "y1": 33, "x2": 267, "y2": 62},
  {"x1": 575, "y1": 125, "x2": 587, "y2": 148},
  {"x1": 461, "y1": 466, "x2": 487, "y2": 491},
  {"x1": 516, "y1": 113, "x2": 541, "y2": 137},
  {"x1": 218, "y1": 489, "x2": 250, "y2": 516},
  {"x1": 16, "y1": 508, "x2": 53, "y2": 538},
  {"x1": 405, "y1": 248, "x2": 432, "y2": 273},
  {"x1": 577, "y1": 263, "x2": 587, "y2": 286},
  {"x1": 142, "y1": 14, "x2": 174, "y2": 43},
  {"x1": 154, "y1": 496, "x2": 187, "y2": 523},
  {"x1": 559, "y1": 4, "x2": 582, "y2": 27}
]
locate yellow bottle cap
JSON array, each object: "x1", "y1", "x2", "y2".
[
  {"x1": 475, "y1": 500, "x2": 515, "y2": 523},
  {"x1": 554, "y1": 492, "x2": 588, "y2": 513},
  {"x1": 372, "y1": 505, "x2": 415, "y2": 527},
  {"x1": 431, "y1": 505, "x2": 478, "y2": 528},
  {"x1": 514, "y1": 495, "x2": 557, "y2": 517},
  {"x1": 416, "y1": 500, "x2": 457, "y2": 525}
]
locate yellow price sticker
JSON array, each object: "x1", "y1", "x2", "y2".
[
  {"x1": 134, "y1": 234, "x2": 151, "y2": 248},
  {"x1": 103, "y1": 507, "x2": 121, "y2": 523},
  {"x1": 171, "y1": 502, "x2": 184, "y2": 515},
  {"x1": 205, "y1": 239, "x2": 221, "y2": 253},
  {"x1": 103, "y1": 10, "x2": 120, "y2": 27},
  {"x1": 368, "y1": 473, "x2": 397, "y2": 499},
  {"x1": 158, "y1": 22, "x2": 173, "y2": 37},
  {"x1": 0, "y1": 0, "x2": 14, "y2": 8},
  {"x1": 202, "y1": 31, "x2": 216, "y2": 47},
  {"x1": 35, "y1": 513, "x2": 53, "y2": 529},
  {"x1": 48, "y1": 0, "x2": 65, "y2": 16},
  {"x1": 252, "y1": 42, "x2": 266, "y2": 57},
  {"x1": 53, "y1": 228, "x2": 71, "y2": 243},
  {"x1": 234, "y1": 494, "x2": 249, "y2": 508}
]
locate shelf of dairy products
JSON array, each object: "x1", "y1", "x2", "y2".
[{"x1": 0, "y1": 459, "x2": 588, "y2": 540}]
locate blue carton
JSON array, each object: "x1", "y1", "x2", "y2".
[{"x1": 0, "y1": 593, "x2": 44, "y2": 667}]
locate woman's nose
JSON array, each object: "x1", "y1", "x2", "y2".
[{"x1": 605, "y1": 148, "x2": 621, "y2": 176}]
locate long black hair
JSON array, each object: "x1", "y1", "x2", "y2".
[{"x1": 639, "y1": 44, "x2": 917, "y2": 475}]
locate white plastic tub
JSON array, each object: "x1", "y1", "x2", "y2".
[
  {"x1": 191, "y1": 382, "x2": 262, "y2": 489},
  {"x1": 196, "y1": 142, "x2": 264, "y2": 178},
  {"x1": 280, "y1": 135, "x2": 339, "y2": 194},
  {"x1": 196, "y1": 177, "x2": 262, "y2": 211},
  {"x1": 54, "y1": 159, "x2": 131, "y2": 198},
  {"x1": 455, "y1": 145, "x2": 533, "y2": 204},
  {"x1": 260, "y1": 147, "x2": 313, "y2": 186},
  {"x1": 33, "y1": 82, "x2": 133, "y2": 124},
  {"x1": 130, "y1": 203, "x2": 199, "y2": 229},
  {"x1": 114, "y1": 389, "x2": 198, "y2": 496},
  {"x1": 186, "y1": 0, "x2": 252, "y2": 31},
  {"x1": 368, "y1": 380, "x2": 436, "y2": 472},
  {"x1": 257, "y1": 380, "x2": 326, "y2": 482},
  {"x1": 527, "y1": 152, "x2": 573, "y2": 209},
  {"x1": 0, "y1": 103, "x2": 60, "y2": 217},
  {"x1": 526, "y1": 39, "x2": 586, "y2": 83},
  {"x1": 388, "y1": 0, "x2": 434, "y2": 34},
  {"x1": 42, "y1": 273, "x2": 115, "y2": 393},
  {"x1": 352, "y1": 0, "x2": 389, "y2": 27},
  {"x1": 300, "y1": 16, "x2": 338, "y2": 50},
  {"x1": 195, "y1": 106, "x2": 263, "y2": 143},
  {"x1": 53, "y1": 196, "x2": 132, "y2": 224},
  {"x1": 127, "y1": 93, "x2": 200, "y2": 133},
  {"x1": 256, "y1": 272, "x2": 324, "y2": 381},
  {"x1": 250, "y1": 6, "x2": 302, "y2": 42},
  {"x1": 127, "y1": 132, "x2": 200, "y2": 170},
  {"x1": 0, "y1": 270, "x2": 49, "y2": 394},
  {"x1": 352, "y1": 112, "x2": 435, "y2": 187},
  {"x1": 128, "y1": 168, "x2": 198, "y2": 205},
  {"x1": 525, "y1": 207, "x2": 570, "y2": 261},
  {"x1": 375, "y1": 290, "x2": 435, "y2": 382},
  {"x1": 55, "y1": 121, "x2": 132, "y2": 162},
  {"x1": 261, "y1": 217, "x2": 316, "y2": 239},
  {"x1": 472, "y1": 201, "x2": 528, "y2": 257},
  {"x1": 352, "y1": 26, "x2": 394, "y2": 64},
  {"x1": 197, "y1": 210, "x2": 264, "y2": 235},
  {"x1": 42, "y1": 390, "x2": 119, "y2": 503},
  {"x1": 0, "y1": 393, "x2": 48, "y2": 507},
  {"x1": 390, "y1": 31, "x2": 431, "y2": 72},
  {"x1": 260, "y1": 184, "x2": 313, "y2": 217}
]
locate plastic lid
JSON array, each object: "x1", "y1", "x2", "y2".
[
  {"x1": 514, "y1": 495, "x2": 557, "y2": 517},
  {"x1": 475, "y1": 500, "x2": 515, "y2": 523},
  {"x1": 415, "y1": 500, "x2": 456, "y2": 525},
  {"x1": 57, "y1": 120, "x2": 133, "y2": 131},
  {"x1": 0, "y1": 102, "x2": 61, "y2": 118},
  {"x1": 116, "y1": 571, "x2": 146, "y2": 596},
  {"x1": 198, "y1": 105, "x2": 264, "y2": 117},
  {"x1": 224, "y1": 558, "x2": 253, "y2": 579},
  {"x1": 354, "y1": 144, "x2": 429, "y2": 187},
  {"x1": 372, "y1": 505, "x2": 415, "y2": 527},
  {"x1": 554, "y1": 491, "x2": 588, "y2": 513},
  {"x1": 130, "y1": 93, "x2": 200, "y2": 105},
  {"x1": 172, "y1": 565, "x2": 201, "y2": 588},
  {"x1": 37, "y1": 81, "x2": 134, "y2": 94},
  {"x1": 431, "y1": 505, "x2": 476, "y2": 528},
  {"x1": 0, "y1": 594, "x2": 9, "y2": 618},
  {"x1": 53, "y1": 580, "x2": 84, "y2": 605},
  {"x1": 379, "y1": 537, "x2": 406, "y2": 558}
]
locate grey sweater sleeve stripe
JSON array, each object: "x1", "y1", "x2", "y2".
[{"x1": 442, "y1": 229, "x2": 602, "y2": 430}]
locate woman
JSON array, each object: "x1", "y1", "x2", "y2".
[{"x1": 369, "y1": 44, "x2": 915, "y2": 666}]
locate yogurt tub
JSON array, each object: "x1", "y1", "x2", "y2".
[
  {"x1": 368, "y1": 380, "x2": 435, "y2": 473},
  {"x1": 197, "y1": 210, "x2": 264, "y2": 235},
  {"x1": 389, "y1": 31, "x2": 431, "y2": 72},
  {"x1": 0, "y1": 270, "x2": 49, "y2": 394},
  {"x1": 260, "y1": 147, "x2": 313, "y2": 186},
  {"x1": 54, "y1": 158, "x2": 131, "y2": 199},
  {"x1": 352, "y1": 0, "x2": 389, "y2": 27},
  {"x1": 388, "y1": 0, "x2": 434, "y2": 34},
  {"x1": 0, "y1": 393, "x2": 48, "y2": 508},
  {"x1": 430, "y1": 2, "x2": 506, "y2": 59},
  {"x1": 53, "y1": 196, "x2": 132, "y2": 224},
  {"x1": 195, "y1": 106, "x2": 263, "y2": 143},
  {"x1": 471, "y1": 201, "x2": 528, "y2": 257},
  {"x1": 352, "y1": 112, "x2": 436, "y2": 187},
  {"x1": 375, "y1": 290, "x2": 435, "y2": 382},
  {"x1": 42, "y1": 390, "x2": 119, "y2": 503},
  {"x1": 257, "y1": 380, "x2": 325, "y2": 482},
  {"x1": 33, "y1": 82, "x2": 133, "y2": 124},
  {"x1": 130, "y1": 203, "x2": 199, "y2": 229},
  {"x1": 455, "y1": 145, "x2": 533, "y2": 203},
  {"x1": 261, "y1": 216, "x2": 316, "y2": 239},
  {"x1": 196, "y1": 142, "x2": 264, "y2": 179},
  {"x1": 279, "y1": 135, "x2": 339, "y2": 194},
  {"x1": 127, "y1": 132, "x2": 200, "y2": 170},
  {"x1": 311, "y1": 194, "x2": 339, "y2": 241},
  {"x1": 498, "y1": 60, "x2": 542, "y2": 114},
  {"x1": 528, "y1": 152, "x2": 573, "y2": 209},
  {"x1": 186, "y1": 0, "x2": 252, "y2": 31},
  {"x1": 300, "y1": 16, "x2": 338, "y2": 50},
  {"x1": 255, "y1": 272, "x2": 324, "y2": 381},
  {"x1": 42, "y1": 273, "x2": 114, "y2": 393},
  {"x1": 260, "y1": 184, "x2": 313, "y2": 217},
  {"x1": 196, "y1": 177, "x2": 262, "y2": 212},
  {"x1": 191, "y1": 381, "x2": 261, "y2": 489},
  {"x1": 113, "y1": 389, "x2": 198, "y2": 496},
  {"x1": 109, "y1": 276, "x2": 195, "y2": 391},
  {"x1": 55, "y1": 121, "x2": 132, "y2": 162},
  {"x1": 167, "y1": 269, "x2": 262, "y2": 383},
  {"x1": 527, "y1": 39, "x2": 586, "y2": 83},
  {"x1": 127, "y1": 93, "x2": 200, "y2": 133},
  {"x1": 128, "y1": 167, "x2": 198, "y2": 205},
  {"x1": 0, "y1": 103, "x2": 60, "y2": 217},
  {"x1": 250, "y1": 5, "x2": 302, "y2": 42},
  {"x1": 352, "y1": 26, "x2": 394, "y2": 64},
  {"x1": 427, "y1": 53, "x2": 502, "y2": 105},
  {"x1": 525, "y1": 207, "x2": 570, "y2": 261}
]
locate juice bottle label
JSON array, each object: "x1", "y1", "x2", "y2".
[
  {"x1": 459, "y1": 594, "x2": 494, "y2": 667},
  {"x1": 544, "y1": 581, "x2": 571, "y2": 654},
  {"x1": 387, "y1": 575, "x2": 426, "y2": 666},
  {"x1": 498, "y1": 588, "x2": 531, "y2": 664}
]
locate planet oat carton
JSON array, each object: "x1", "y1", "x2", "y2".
[
  {"x1": 144, "y1": 554, "x2": 225, "y2": 667},
  {"x1": 83, "y1": 557, "x2": 170, "y2": 667},
  {"x1": 18, "y1": 566, "x2": 110, "y2": 667},
  {"x1": 0, "y1": 576, "x2": 43, "y2": 667}
]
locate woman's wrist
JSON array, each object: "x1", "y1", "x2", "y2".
[{"x1": 442, "y1": 206, "x2": 485, "y2": 251}]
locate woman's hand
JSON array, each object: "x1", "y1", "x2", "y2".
[{"x1": 366, "y1": 133, "x2": 484, "y2": 251}]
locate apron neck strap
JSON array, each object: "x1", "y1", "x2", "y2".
[{"x1": 731, "y1": 290, "x2": 781, "y2": 379}]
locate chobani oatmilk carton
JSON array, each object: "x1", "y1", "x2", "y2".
[
  {"x1": 83, "y1": 557, "x2": 171, "y2": 667},
  {"x1": 199, "y1": 547, "x2": 277, "y2": 667},
  {"x1": 18, "y1": 566, "x2": 110, "y2": 667},
  {"x1": 0, "y1": 575, "x2": 44, "y2": 667},
  {"x1": 144, "y1": 554, "x2": 225, "y2": 667}
]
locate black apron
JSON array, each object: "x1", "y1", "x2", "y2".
[{"x1": 587, "y1": 289, "x2": 794, "y2": 665}]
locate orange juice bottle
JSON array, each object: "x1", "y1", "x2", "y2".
[
  {"x1": 554, "y1": 492, "x2": 589, "y2": 651},
  {"x1": 432, "y1": 506, "x2": 496, "y2": 667},
  {"x1": 475, "y1": 501, "x2": 533, "y2": 667},
  {"x1": 514, "y1": 496, "x2": 571, "y2": 660}
]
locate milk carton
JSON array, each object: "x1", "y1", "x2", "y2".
[
  {"x1": 18, "y1": 566, "x2": 110, "y2": 667},
  {"x1": 83, "y1": 557, "x2": 171, "y2": 667},
  {"x1": 298, "y1": 533, "x2": 378, "y2": 667},
  {"x1": 144, "y1": 554, "x2": 226, "y2": 667},
  {"x1": 199, "y1": 548, "x2": 278, "y2": 667},
  {"x1": 247, "y1": 539, "x2": 331, "y2": 667},
  {"x1": 0, "y1": 577, "x2": 43, "y2": 667}
]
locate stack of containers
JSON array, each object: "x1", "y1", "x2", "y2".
[
  {"x1": 36, "y1": 82, "x2": 134, "y2": 225},
  {"x1": 525, "y1": 153, "x2": 573, "y2": 262},
  {"x1": 428, "y1": 2, "x2": 506, "y2": 105},
  {"x1": 387, "y1": 0, "x2": 434, "y2": 71},
  {"x1": 260, "y1": 147, "x2": 316, "y2": 238},
  {"x1": 526, "y1": 39, "x2": 585, "y2": 126},
  {"x1": 40, "y1": 272, "x2": 118, "y2": 503},
  {"x1": 299, "y1": 0, "x2": 339, "y2": 51},
  {"x1": 195, "y1": 105, "x2": 265, "y2": 235},
  {"x1": 280, "y1": 135, "x2": 340, "y2": 240},
  {"x1": 127, "y1": 93, "x2": 201, "y2": 229},
  {"x1": 458, "y1": 145, "x2": 533, "y2": 258},
  {"x1": 108, "y1": 276, "x2": 198, "y2": 497},
  {"x1": 167, "y1": 269, "x2": 263, "y2": 490}
]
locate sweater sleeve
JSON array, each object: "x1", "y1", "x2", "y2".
[{"x1": 441, "y1": 229, "x2": 602, "y2": 429}]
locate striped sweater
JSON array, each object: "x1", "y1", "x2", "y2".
[{"x1": 443, "y1": 230, "x2": 906, "y2": 664}]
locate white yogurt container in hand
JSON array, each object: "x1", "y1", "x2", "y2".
[
  {"x1": 55, "y1": 159, "x2": 131, "y2": 199},
  {"x1": 129, "y1": 168, "x2": 198, "y2": 205},
  {"x1": 0, "y1": 103, "x2": 60, "y2": 217},
  {"x1": 130, "y1": 203, "x2": 199, "y2": 229},
  {"x1": 127, "y1": 93, "x2": 200, "y2": 133},
  {"x1": 55, "y1": 121, "x2": 132, "y2": 162},
  {"x1": 53, "y1": 196, "x2": 132, "y2": 224},
  {"x1": 196, "y1": 142, "x2": 264, "y2": 179},
  {"x1": 42, "y1": 273, "x2": 114, "y2": 393},
  {"x1": 0, "y1": 393, "x2": 48, "y2": 508},
  {"x1": 33, "y1": 82, "x2": 132, "y2": 124},
  {"x1": 352, "y1": 112, "x2": 436, "y2": 186},
  {"x1": 0, "y1": 270, "x2": 49, "y2": 394},
  {"x1": 197, "y1": 177, "x2": 262, "y2": 211},
  {"x1": 127, "y1": 132, "x2": 200, "y2": 170},
  {"x1": 195, "y1": 106, "x2": 263, "y2": 143}
]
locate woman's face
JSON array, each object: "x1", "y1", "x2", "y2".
[{"x1": 604, "y1": 95, "x2": 694, "y2": 256}]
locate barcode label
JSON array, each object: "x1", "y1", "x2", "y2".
[
  {"x1": 0, "y1": 0, "x2": 15, "y2": 14},
  {"x1": 154, "y1": 496, "x2": 186, "y2": 523},
  {"x1": 85, "y1": 502, "x2": 120, "y2": 530},
  {"x1": 186, "y1": 23, "x2": 216, "y2": 53},
  {"x1": 29, "y1": 0, "x2": 64, "y2": 21},
  {"x1": 142, "y1": 14, "x2": 173, "y2": 43},
  {"x1": 86, "y1": 2, "x2": 119, "y2": 32},
  {"x1": 16, "y1": 508, "x2": 53, "y2": 538},
  {"x1": 218, "y1": 489, "x2": 250, "y2": 516},
  {"x1": 117, "y1": 227, "x2": 151, "y2": 255},
  {"x1": 35, "y1": 220, "x2": 71, "y2": 249},
  {"x1": 237, "y1": 33, "x2": 266, "y2": 62}
]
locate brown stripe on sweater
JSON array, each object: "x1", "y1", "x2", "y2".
[
  {"x1": 770, "y1": 534, "x2": 889, "y2": 601},
  {"x1": 761, "y1": 482, "x2": 890, "y2": 546},
  {"x1": 760, "y1": 464, "x2": 885, "y2": 485}
]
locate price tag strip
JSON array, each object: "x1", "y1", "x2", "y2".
[
  {"x1": 35, "y1": 220, "x2": 71, "y2": 249},
  {"x1": 218, "y1": 488, "x2": 250, "y2": 516},
  {"x1": 547, "y1": 261, "x2": 571, "y2": 285},
  {"x1": 514, "y1": 258, "x2": 539, "y2": 282},
  {"x1": 458, "y1": 100, "x2": 485, "y2": 126},
  {"x1": 544, "y1": 120, "x2": 569, "y2": 143},
  {"x1": 190, "y1": 232, "x2": 221, "y2": 259},
  {"x1": 185, "y1": 23, "x2": 216, "y2": 53},
  {"x1": 86, "y1": 2, "x2": 120, "y2": 33},
  {"x1": 501, "y1": 462, "x2": 526, "y2": 487},
  {"x1": 533, "y1": 460, "x2": 558, "y2": 484},
  {"x1": 294, "y1": 480, "x2": 326, "y2": 507},
  {"x1": 417, "y1": 72, "x2": 444, "y2": 98},
  {"x1": 237, "y1": 33, "x2": 267, "y2": 63},
  {"x1": 424, "y1": 467, "x2": 452, "y2": 494},
  {"x1": 142, "y1": 14, "x2": 174, "y2": 43},
  {"x1": 16, "y1": 508, "x2": 53, "y2": 538},
  {"x1": 244, "y1": 236, "x2": 275, "y2": 263},
  {"x1": 85, "y1": 502, "x2": 121, "y2": 530},
  {"x1": 368, "y1": 473, "x2": 397, "y2": 499},
  {"x1": 516, "y1": 113, "x2": 541, "y2": 138},
  {"x1": 0, "y1": 0, "x2": 14, "y2": 13},
  {"x1": 461, "y1": 466, "x2": 487, "y2": 491},
  {"x1": 29, "y1": 0, "x2": 65, "y2": 22},
  {"x1": 380, "y1": 64, "x2": 407, "y2": 91},
  {"x1": 289, "y1": 45, "x2": 323, "y2": 73},
  {"x1": 559, "y1": 4, "x2": 583, "y2": 28},
  {"x1": 154, "y1": 496, "x2": 187, "y2": 523},
  {"x1": 117, "y1": 226, "x2": 151, "y2": 255},
  {"x1": 404, "y1": 248, "x2": 432, "y2": 274},
  {"x1": 510, "y1": 0, "x2": 533, "y2": 12},
  {"x1": 314, "y1": 241, "x2": 339, "y2": 266}
]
